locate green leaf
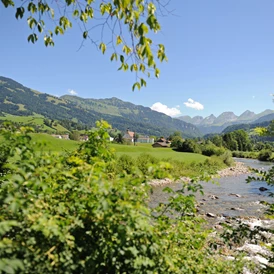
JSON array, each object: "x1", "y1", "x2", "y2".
[
  {"x1": 73, "y1": 9, "x2": 79, "y2": 17},
  {"x1": 116, "y1": 36, "x2": 122, "y2": 45},
  {"x1": 155, "y1": 68, "x2": 160, "y2": 78},
  {"x1": 139, "y1": 64, "x2": 145, "y2": 72},
  {"x1": 99, "y1": 43, "x2": 106, "y2": 54},
  {"x1": 140, "y1": 78, "x2": 146, "y2": 87},
  {"x1": 15, "y1": 7, "x2": 25, "y2": 19},
  {"x1": 83, "y1": 31, "x2": 88, "y2": 39},
  {"x1": 80, "y1": 11, "x2": 88, "y2": 22},
  {"x1": 37, "y1": 23, "x2": 43, "y2": 33},
  {"x1": 50, "y1": 8, "x2": 54, "y2": 18},
  {"x1": 120, "y1": 55, "x2": 124, "y2": 63},
  {"x1": 1, "y1": 0, "x2": 14, "y2": 8},
  {"x1": 132, "y1": 82, "x2": 141, "y2": 91},
  {"x1": 130, "y1": 64, "x2": 138, "y2": 72},
  {"x1": 110, "y1": 53, "x2": 118, "y2": 61},
  {"x1": 27, "y1": 34, "x2": 38, "y2": 44},
  {"x1": 138, "y1": 23, "x2": 148, "y2": 36}
]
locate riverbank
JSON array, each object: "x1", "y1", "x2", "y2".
[
  {"x1": 216, "y1": 161, "x2": 250, "y2": 177},
  {"x1": 149, "y1": 161, "x2": 251, "y2": 187},
  {"x1": 149, "y1": 159, "x2": 274, "y2": 272}
]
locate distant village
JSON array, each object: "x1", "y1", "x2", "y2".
[{"x1": 51, "y1": 129, "x2": 171, "y2": 147}]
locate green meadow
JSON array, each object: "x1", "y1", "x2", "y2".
[
  {"x1": 29, "y1": 133, "x2": 80, "y2": 152},
  {"x1": 0, "y1": 114, "x2": 68, "y2": 132},
  {"x1": 30, "y1": 136, "x2": 207, "y2": 163},
  {"x1": 1, "y1": 132, "x2": 207, "y2": 163},
  {"x1": 111, "y1": 143, "x2": 207, "y2": 163}
]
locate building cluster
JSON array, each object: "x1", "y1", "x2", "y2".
[
  {"x1": 123, "y1": 129, "x2": 154, "y2": 144},
  {"x1": 51, "y1": 129, "x2": 171, "y2": 148}
]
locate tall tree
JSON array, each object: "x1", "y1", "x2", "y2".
[{"x1": 1, "y1": 0, "x2": 168, "y2": 90}]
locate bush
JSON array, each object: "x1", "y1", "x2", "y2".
[
  {"x1": 170, "y1": 136, "x2": 183, "y2": 148},
  {"x1": 0, "y1": 122, "x2": 246, "y2": 273},
  {"x1": 117, "y1": 154, "x2": 135, "y2": 174},
  {"x1": 178, "y1": 139, "x2": 202, "y2": 154},
  {"x1": 220, "y1": 151, "x2": 234, "y2": 166},
  {"x1": 201, "y1": 143, "x2": 225, "y2": 156},
  {"x1": 258, "y1": 149, "x2": 272, "y2": 161},
  {"x1": 136, "y1": 153, "x2": 159, "y2": 175},
  {"x1": 203, "y1": 156, "x2": 226, "y2": 174}
]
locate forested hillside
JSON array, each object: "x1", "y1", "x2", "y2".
[{"x1": 0, "y1": 76, "x2": 201, "y2": 137}]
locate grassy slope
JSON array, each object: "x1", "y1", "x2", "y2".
[
  {"x1": 30, "y1": 133, "x2": 80, "y2": 152},
  {"x1": 110, "y1": 143, "x2": 207, "y2": 163},
  {"x1": 0, "y1": 114, "x2": 68, "y2": 132}
]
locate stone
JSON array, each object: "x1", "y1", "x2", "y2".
[
  {"x1": 209, "y1": 195, "x2": 219, "y2": 200},
  {"x1": 206, "y1": 212, "x2": 216, "y2": 218},
  {"x1": 229, "y1": 193, "x2": 242, "y2": 198},
  {"x1": 259, "y1": 187, "x2": 268, "y2": 192},
  {"x1": 230, "y1": 207, "x2": 244, "y2": 211}
]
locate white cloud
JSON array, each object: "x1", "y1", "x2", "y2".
[
  {"x1": 252, "y1": 95, "x2": 255, "y2": 99},
  {"x1": 68, "y1": 89, "x2": 78, "y2": 95},
  {"x1": 150, "y1": 102, "x2": 181, "y2": 117},
  {"x1": 183, "y1": 98, "x2": 204, "y2": 110}
]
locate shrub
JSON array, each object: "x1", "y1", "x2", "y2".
[
  {"x1": 117, "y1": 154, "x2": 135, "y2": 174},
  {"x1": 170, "y1": 136, "x2": 183, "y2": 148},
  {"x1": 178, "y1": 139, "x2": 202, "y2": 154},
  {"x1": 258, "y1": 149, "x2": 272, "y2": 161},
  {"x1": 136, "y1": 153, "x2": 159, "y2": 175},
  {"x1": 201, "y1": 143, "x2": 225, "y2": 156},
  {"x1": 220, "y1": 151, "x2": 234, "y2": 166},
  {"x1": 0, "y1": 122, "x2": 246, "y2": 273}
]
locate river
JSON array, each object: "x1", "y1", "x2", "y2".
[{"x1": 150, "y1": 158, "x2": 274, "y2": 218}]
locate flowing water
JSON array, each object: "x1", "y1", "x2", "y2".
[{"x1": 150, "y1": 158, "x2": 274, "y2": 218}]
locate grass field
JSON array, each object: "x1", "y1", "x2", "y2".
[
  {"x1": 29, "y1": 133, "x2": 80, "y2": 152},
  {"x1": 110, "y1": 143, "x2": 207, "y2": 163},
  {"x1": 0, "y1": 114, "x2": 68, "y2": 132},
  {"x1": 0, "y1": 132, "x2": 207, "y2": 163}
]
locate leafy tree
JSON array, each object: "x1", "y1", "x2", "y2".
[
  {"x1": 169, "y1": 131, "x2": 182, "y2": 141},
  {"x1": 2, "y1": 0, "x2": 168, "y2": 90},
  {"x1": 178, "y1": 139, "x2": 202, "y2": 154},
  {"x1": 170, "y1": 135, "x2": 183, "y2": 149},
  {"x1": 223, "y1": 132, "x2": 238, "y2": 151},
  {"x1": 114, "y1": 132, "x2": 124, "y2": 144},
  {"x1": 69, "y1": 130, "x2": 80, "y2": 141},
  {"x1": 210, "y1": 135, "x2": 223, "y2": 147},
  {"x1": 233, "y1": 129, "x2": 252, "y2": 151}
]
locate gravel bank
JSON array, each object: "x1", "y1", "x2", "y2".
[{"x1": 149, "y1": 161, "x2": 251, "y2": 187}]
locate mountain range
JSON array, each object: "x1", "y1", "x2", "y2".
[
  {"x1": 0, "y1": 76, "x2": 201, "y2": 138},
  {"x1": 178, "y1": 110, "x2": 274, "y2": 135}
]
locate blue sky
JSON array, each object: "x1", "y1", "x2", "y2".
[{"x1": 1, "y1": 0, "x2": 274, "y2": 118}]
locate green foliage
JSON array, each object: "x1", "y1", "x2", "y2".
[
  {"x1": 200, "y1": 141, "x2": 225, "y2": 157},
  {"x1": 114, "y1": 132, "x2": 124, "y2": 144},
  {"x1": 219, "y1": 150, "x2": 234, "y2": 166},
  {"x1": 177, "y1": 139, "x2": 202, "y2": 154},
  {"x1": 0, "y1": 76, "x2": 202, "y2": 138},
  {"x1": 2, "y1": 1, "x2": 168, "y2": 90},
  {"x1": 210, "y1": 135, "x2": 223, "y2": 147},
  {"x1": 170, "y1": 135, "x2": 183, "y2": 148},
  {"x1": 0, "y1": 121, "x2": 246, "y2": 273},
  {"x1": 258, "y1": 149, "x2": 273, "y2": 161},
  {"x1": 117, "y1": 154, "x2": 135, "y2": 175},
  {"x1": 223, "y1": 132, "x2": 238, "y2": 151},
  {"x1": 232, "y1": 150, "x2": 258, "y2": 159},
  {"x1": 69, "y1": 130, "x2": 80, "y2": 141},
  {"x1": 136, "y1": 153, "x2": 159, "y2": 176}
]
